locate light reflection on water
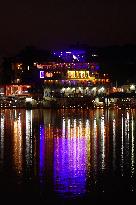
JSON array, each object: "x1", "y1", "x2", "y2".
[
  {"x1": 0, "y1": 108, "x2": 136, "y2": 199},
  {"x1": 13, "y1": 111, "x2": 23, "y2": 175},
  {"x1": 26, "y1": 110, "x2": 33, "y2": 168},
  {"x1": 54, "y1": 116, "x2": 89, "y2": 197},
  {"x1": 131, "y1": 114, "x2": 135, "y2": 177},
  {"x1": 0, "y1": 112, "x2": 4, "y2": 168}
]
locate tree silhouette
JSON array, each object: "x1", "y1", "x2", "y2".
[{"x1": 1, "y1": 57, "x2": 12, "y2": 84}]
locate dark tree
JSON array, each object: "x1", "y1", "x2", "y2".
[{"x1": 1, "y1": 57, "x2": 12, "y2": 84}]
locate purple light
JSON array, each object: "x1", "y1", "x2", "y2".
[
  {"x1": 39, "y1": 125, "x2": 45, "y2": 179},
  {"x1": 96, "y1": 65, "x2": 100, "y2": 70},
  {"x1": 53, "y1": 49, "x2": 86, "y2": 63},
  {"x1": 40, "y1": 71, "x2": 44, "y2": 78},
  {"x1": 53, "y1": 118, "x2": 87, "y2": 197}
]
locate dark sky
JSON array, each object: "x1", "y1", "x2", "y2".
[{"x1": 1, "y1": 0, "x2": 136, "y2": 56}]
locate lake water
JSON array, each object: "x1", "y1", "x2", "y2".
[{"x1": 0, "y1": 108, "x2": 136, "y2": 204}]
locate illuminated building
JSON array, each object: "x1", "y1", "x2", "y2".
[
  {"x1": 36, "y1": 49, "x2": 110, "y2": 98},
  {"x1": 10, "y1": 49, "x2": 110, "y2": 99}
]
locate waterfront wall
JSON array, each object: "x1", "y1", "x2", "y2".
[{"x1": 1, "y1": 95, "x2": 136, "y2": 109}]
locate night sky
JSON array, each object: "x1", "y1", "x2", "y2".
[{"x1": 1, "y1": 0, "x2": 136, "y2": 56}]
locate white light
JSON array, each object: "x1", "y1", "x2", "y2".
[
  {"x1": 26, "y1": 97, "x2": 32, "y2": 102},
  {"x1": 73, "y1": 55, "x2": 78, "y2": 60},
  {"x1": 92, "y1": 87, "x2": 96, "y2": 91},
  {"x1": 99, "y1": 87, "x2": 105, "y2": 92},
  {"x1": 130, "y1": 84, "x2": 135, "y2": 90}
]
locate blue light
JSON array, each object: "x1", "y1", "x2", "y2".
[
  {"x1": 40, "y1": 71, "x2": 44, "y2": 78},
  {"x1": 39, "y1": 125, "x2": 45, "y2": 179},
  {"x1": 53, "y1": 49, "x2": 86, "y2": 63}
]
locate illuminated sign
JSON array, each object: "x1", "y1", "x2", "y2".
[
  {"x1": 67, "y1": 70, "x2": 90, "y2": 79},
  {"x1": 37, "y1": 64, "x2": 43, "y2": 69},
  {"x1": 45, "y1": 72, "x2": 53, "y2": 77},
  {"x1": 40, "y1": 71, "x2": 44, "y2": 78},
  {"x1": 40, "y1": 71, "x2": 54, "y2": 78}
]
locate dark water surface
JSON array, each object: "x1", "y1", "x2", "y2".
[{"x1": 0, "y1": 108, "x2": 136, "y2": 204}]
